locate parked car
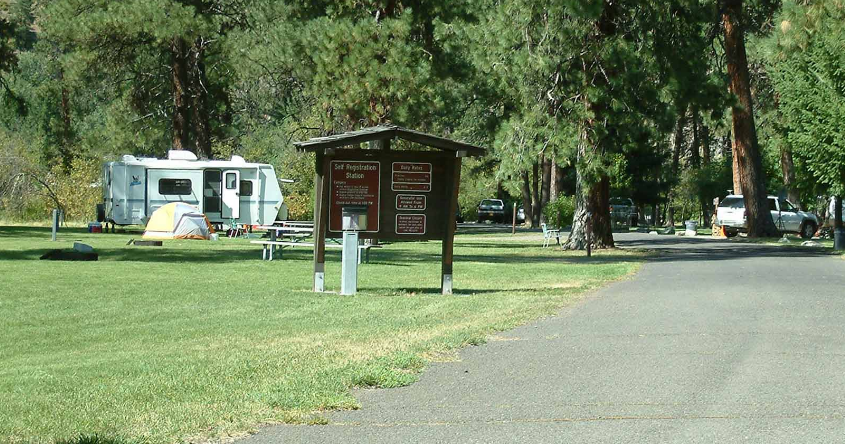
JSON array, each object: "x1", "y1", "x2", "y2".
[
  {"x1": 516, "y1": 207, "x2": 526, "y2": 223},
  {"x1": 477, "y1": 199, "x2": 505, "y2": 223},
  {"x1": 716, "y1": 194, "x2": 819, "y2": 238},
  {"x1": 610, "y1": 197, "x2": 638, "y2": 227}
]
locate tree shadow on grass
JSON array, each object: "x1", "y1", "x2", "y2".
[
  {"x1": 0, "y1": 244, "x2": 633, "y2": 267},
  {"x1": 0, "y1": 225, "x2": 143, "y2": 238},
  {"x1": 0, "y1": 246, "x2": 291, "y2": 263},
  {"x1": 454, "y1": 242, "x2": 544, "y2": 251},
  {"x1": 370, "y1": 286, "x2": 512, "y2": 296},
  {"x1": 0, "y1": 224, "x2": 634, "y2": 267},
  {"x1": 615, "y1": 236, "x2": 835, "y2": 262}
]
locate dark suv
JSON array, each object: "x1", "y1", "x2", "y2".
[
  {"x1": 477, "y1": 199, "x2": 505, "y2": 223},
  {"x1": 610, "y1": 197, "x2": 638, "y2": 227}
]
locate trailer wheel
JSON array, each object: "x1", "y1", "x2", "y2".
[{"x1": 96, "y1": 204, "x2": 105, "y2": 222}]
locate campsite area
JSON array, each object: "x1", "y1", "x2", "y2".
[{"x1": 0, "y1": 225, "x2": 642, "y2": 444}]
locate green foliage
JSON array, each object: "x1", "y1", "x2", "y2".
[
  {"x1": 670, "y1": 159, "x2": 733, "y2": 221},
  {"x1": 766, "y1": 0, "x2": 845, "y2": 196},
  {"x1": 283, "y1": 192, "x2": 313, "y2": 221},
  {"x1": 49, "y1": 156, "x2": 102, "y2": 222},
  {"x1": 457, "y1": 158, "x2": 499, "y2": 222},
  {"x1": 543, "y1": 195, "x2": 575, "y2": 229},
  {"x1": 234, "y1": 1, "x2": 476, "y2": 132}
]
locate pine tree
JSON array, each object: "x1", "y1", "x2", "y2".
[
  {"x1": 767, "y1": 0, "x2": 845, "y2": 234},
  {"x1": 42, "y1": 0, "x2": 246, "y2": 158},
  {"x1": 468, "y1": 0, "x2": 723, "y2": 248},
  {"x1": 722, "y1": 0, "x2": 780, "y2": 237}
]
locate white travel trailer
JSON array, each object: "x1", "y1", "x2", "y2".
[{"x1": 100, "y1": 150, "x2": 286, "y2": 227}]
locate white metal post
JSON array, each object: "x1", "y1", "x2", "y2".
[
  {"x1": 341, "y1": 231, "x2": 359, "y2": 295},
  {"x1": 51, "y1": 209, "x2": 59, "y2": 241}
]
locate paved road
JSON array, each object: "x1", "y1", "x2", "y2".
[{"x1": 242, "y1": 234, "x2": 845, "y2": 443}]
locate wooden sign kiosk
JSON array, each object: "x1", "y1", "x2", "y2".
[{"x1": 294, "y1": 125, "x2": 486, "y2": 295}]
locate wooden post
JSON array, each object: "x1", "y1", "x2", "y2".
[
  {"x1": 442, "y1": 156, "x2": 462, "y2": 295},
  {"x1": 367, "y1": 139, "x2": 388, "y2": 248},
  {"x1": 313, "y1": 152, "x2": 329, "y2": 292}
]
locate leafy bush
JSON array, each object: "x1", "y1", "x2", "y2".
[
  {"x1": 284, "y1": 192, "x2": 313, "y2": 221},
  {"x1": 49, "y1": 157, "x2": 102, "y2": 222},
  {"x1": 543, "y1": 195, "x2": 575, "y2": 229}
]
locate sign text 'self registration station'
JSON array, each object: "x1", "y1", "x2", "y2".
[
  {"x1": 295, "y1": 125, "x2": 485, "y2": 295},
  {"x1": 329, "y1": 161, "x2": 380, "y2": 233}
]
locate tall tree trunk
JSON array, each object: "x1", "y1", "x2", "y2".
[
  {"x1": 58, "y1": 69, "x2": 73, "y2": 171},
  {"x1": 189, "y1": 40, "x2": 212, "y2": 159},
  {"x1": 496, "y1": 181, "x2": 505, "y2": 200},
  {"x1": 563, "y1": 132, "x2": 615, "y2": 250},
  {"x1": 690, "y1": 108, "x2": 701, "y2": 168},
  {"x1": 731, "y1": 142, "x2": 742, "y2": 193},
  {"x1": 554, "y1": 163, "x2": 565, "y2": 198},
  {"x1": 652, "y1": 204, "x2": 659, "y2": 228},
  {"x1": 562, "y1": 0, "x2": 617, "y2": 250},
  {"x1": 171, "y1": 37, "x2": 190, "y2": 151},
  {"x1": 540, "y1": 154, "x2": 551, "y2": 223},
  {"x1": 531, "y1": 161, "x2": 540, "y2": 227},
  {"x1": 521, "y1": 171, "x2": 534, "y2": 228},
  {"x1": 563, "y1": 139, "x2": 591, "y2": 250},
  {"x1": 590, "y1": 174, "x2": 613, "y2": 245},
  {"x1": 723, "y1": 0, "x2": 779, "y2": 237},
  {"x1": 779, "y1": 146, "x2": 800, "y2": 207},
  {"x1": 666, "y1": 107, "x2": 687, "y2": 227},
  {"x1": 550, "y1": 158, "x2": 559, "y2": 204},
  {"x1": 702, "y1": 124, "x2": 712, "y2": 165}
]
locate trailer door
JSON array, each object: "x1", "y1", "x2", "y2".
[{"x1": 222, "y1": 170, "x2": 240, "y2": 219}]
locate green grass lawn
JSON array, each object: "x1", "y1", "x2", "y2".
[{"x1": 0, "y1": 225, "x2": 642, "y2": 444}]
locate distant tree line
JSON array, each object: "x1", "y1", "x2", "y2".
[{"x1": 1, "y1": 0, "x2": 842, "y2": 245}]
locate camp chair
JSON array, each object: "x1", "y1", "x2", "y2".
[
  {"x1": 228, "y1": 219, "x2": 244, "y2": 238},
  {"x1": 541, "y1": 223, "x2": 561, "y2": 248}
]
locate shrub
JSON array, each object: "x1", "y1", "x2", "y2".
[
  {"x1": 48, "y1": 157, "x2": 102, "y2": 222},
  {"x1": 543, "y1": 195, "x2": 575, "y2": 229},
  {"x1": 284, "y1": 192, "x2": 313, "y2": 221}
]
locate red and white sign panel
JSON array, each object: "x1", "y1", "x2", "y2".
[
  {"x1": 396, "y1": 214, "x2": 426, "y2": 235},
  {"x1": 392, "y1": 162, "x2": 432, "y2": 192},
  {"x1": 329, "y1": 160, "x2": 380, "y2": 232},
  {"x1": 396, "y1": 194, "x2": 426, "y2": 211}
]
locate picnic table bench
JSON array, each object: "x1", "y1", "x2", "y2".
[{"x1": 251, "y1": 240, "x2": 380, "y2": 263}]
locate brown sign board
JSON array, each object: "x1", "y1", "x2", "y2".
[
  {"x1": 396, "y1": 194, "x2": 426, "y2": 211},
  {"x1": 392, "y1": 162, "x2": 432, "y2": 192},
  {"x1": 295, "y1": 125, "x2": 485, "y2": 295},
  {"x1": 396, "y1": 214, "x2": 426, "y2": 235},
  {"x1": 329, "y1": 160, "x2": 380, "y2": 232},
  {"x1": 323, "y1": 150, "x2": 450, "y2": 241}
]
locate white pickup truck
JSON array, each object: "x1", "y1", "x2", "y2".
[{"x1": 716, "y1": 195, "x2": 819, "y2": 239}]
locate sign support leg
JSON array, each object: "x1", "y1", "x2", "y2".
[
  {"x1": 313, "y1": 152, "x2": 329, "y2": 292},
  {"x1": 441, "y1": 157, "x2": 462, "y2": 295}
]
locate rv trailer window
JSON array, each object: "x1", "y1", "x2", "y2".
[
  {"x1": 159, "y1": 178, "x2": 192, "y2": 195},
  {"x1": 240, "y1": 180, "x2": 253, "y2": 197},
  {"x1": 225, "y1": 173, "x2": 238, "y2": 190}
]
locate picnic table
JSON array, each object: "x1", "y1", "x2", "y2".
[
  {"x1": 251, "y1": 222, "x2": 379, "y2": 262},
  {"x1": 252, "y1": 224, "x2": 313, "y2": 259}
]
